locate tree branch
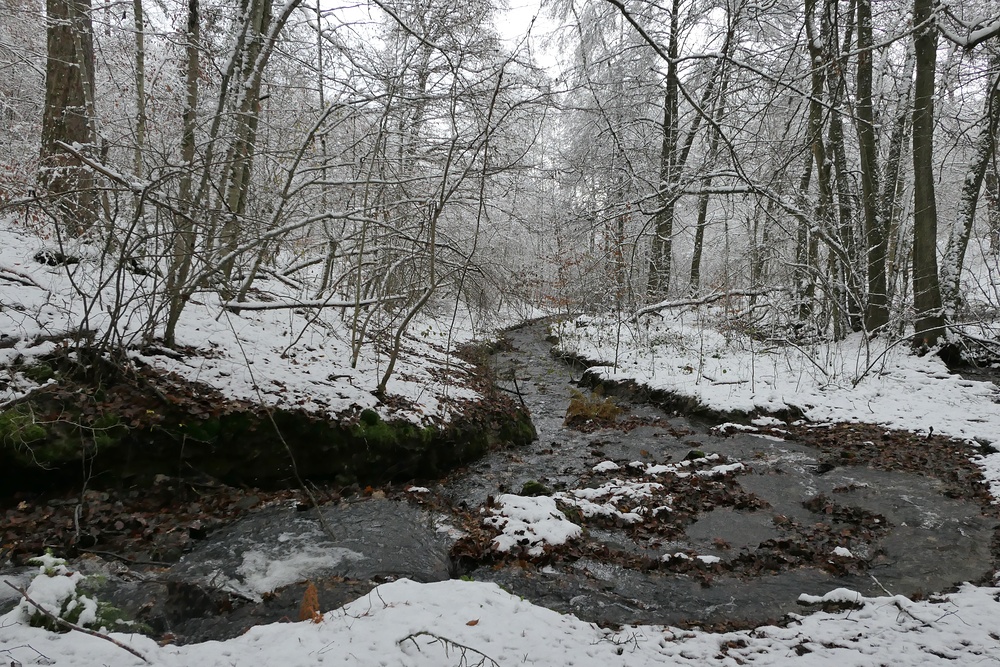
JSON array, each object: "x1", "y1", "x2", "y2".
[{"x1": 3, "y1": 580, "x2": 150, "y2": 663}]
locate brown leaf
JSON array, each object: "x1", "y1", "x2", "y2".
[
  {"x1": 466, "y1": 619, "x2": 479, "y2": 626},
  {"x1": 299, "y1": 581, "x2": 322, "y2": 623}
]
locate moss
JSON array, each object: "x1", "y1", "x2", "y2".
[
  {"x1": 520, "y1": 480, "x2": 551, "y2": 496},
  {"x1": 0, "y1": 407, "x2": 47, "y2": 447},
  {"x1": 21, "y1": 362, "x2": 56, "y2": 384},
  {"x1": 90, "y1": 414, "x2": 125, "y2": 450},
  {"x1": 359, "y1": 408, "x2": 381, "y2": 426}
]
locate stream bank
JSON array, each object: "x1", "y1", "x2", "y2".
[{"x1": 2, "y1": 319, "x2": 996, "y2": 643}]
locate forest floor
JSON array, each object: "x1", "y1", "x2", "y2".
[{"x1": 4, "y1": 216, "x2": 1000, "y2": 664}]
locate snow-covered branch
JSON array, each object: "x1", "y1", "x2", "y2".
[
  {"x1": 222, "y1": 294, "x2": 407, "y2": 311},
  {"x1": 635, "y1": 289, "x2": 780, "y2": 318}
]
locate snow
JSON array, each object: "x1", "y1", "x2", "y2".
[
  {"x1": 553, "y1": 313, "x2": 1000, "y2": 498},
  {"x1": 5, "y1": 575, "x2": 1000, "y2": 666},
  {"x1": 0, "y1": 218, "x2": 490, "y2": 425},
  {"x1": 232, "y1": 546, "x2": 364, "y2": 598},
  {"x1": 482, "y1": 494, "x2": 583, "y2": 556},
  {"x1": 5, "y1": 217, "x2": 1000, "y2": 664}
]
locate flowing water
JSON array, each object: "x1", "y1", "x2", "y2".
[{"x1": 4, "y1": 321, "x2": 994, "y2": 641}]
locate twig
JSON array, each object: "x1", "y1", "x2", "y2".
[
  {"x1": 508, "y1": 368, "x2": 527, "y2": 410},
  {"x1": 870, "y1": 575, "x2": 933, "y2": 628},
  {"x1": 397, "y1": 631, "x2": 500, "y2": 667},
  {"x1": 0, "y1": 267, "x2": 44, "y2": 289},
  {"x1": 220, "y1": 310, "x2": 336, "y2": 541},
  {"x1": 3, "y1": 581, "x2": 149, "y2": 663}
]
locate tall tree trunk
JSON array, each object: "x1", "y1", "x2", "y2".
[
  {"x1": 688, "y1": 8, "x2": 738, "y2": 295},
  {"x1": 856, "y1": 0, "x2": 887, "y2": 331},
  {"x1": 802, "y1": 0, "x2": 835, "y2": 326},
  {"x1": 825, "y1": 0, "x2": 862, "y2": 334},
  {"x1": 688, "y1": 73, "x2": 729, "y2": 294},
  {"x1": 880, "y1": 57, "x2": 913, "y2": 307},
  {"x1": 988, "y1": 168, "x2": 1000, "y2": 254},
  {"x1": 646, "y1": 0, "x2": 680, "y2": 298},
  {"x1": 911, "y1": 0, "x2": 946, "y2": 346},
  {"x1": 133, "y1": 0, "x2": 146, "y2": 177},
  {"x1": 41, "y1": 0, "x2": 97, "y2": 236},
  {"x1": 163, "y1": 0, "x2": 200, "y2": 347},
  {"x1": 940, "y1": 55, "x2": 1000, "y2": 317}
]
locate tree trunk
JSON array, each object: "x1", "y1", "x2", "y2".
[
  {"x1": 163, "y1": 0, "x2": 200, "y2": 347},
  {"x1": 41, "y1": 0, "x2": 97, "y2": 237},
  {"x1": 133, "y1": 0, "x2": 146, "y2": 177},
  {"x1": 856, "y1": 0, "x2": 887, "y2": 331},
  {"x1": 940, "y1": 55, "x2": 1000, "y2": 317},
  {"x1": 911, "y1": 0, "x2": 946, "y2": 346},
  {"x1": 802, "y1": 0, "x2": 835, "y2": 326},
  {"x1": 646, "y1": 0, "x2": 680, "y2": 298},
  {"x1": 988, "y1": 168, "x2": 999, "y2": 254}
]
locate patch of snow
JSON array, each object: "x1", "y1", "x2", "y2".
[
  {"x1": 483, "y1": 494, "x2": 582, "y2": 556},
  {"x1": 714, "y1": 422, "x2": 758, "y2": 433}
]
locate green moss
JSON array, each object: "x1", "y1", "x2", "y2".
[
  {"x1": 359, "y1": 408, "x2": 381, "y2": 426},
  {"x1": 0, "y1": 407, "x2": 47, "y2": 447},
  {"x1": 21, "y1": 362, "x2": 55, "y2": 384},
  {"x1": 520, "y1": 480, "x2": 551, "y2": 496}
]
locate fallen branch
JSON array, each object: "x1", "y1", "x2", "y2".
[
  {"x1": 398, "y1": 631, "x2": 500, "y2": 667},
  {"x1": 0, "y1": 327, "x2": 97, "y2": 350},
  {"x1": 222, "y1": 294, "x2": 407, "y2": 312},
  {"x1": 0, "y1": 267, "x2": 44, "y2": 289},
  {"x1": 634, "y1": 288, "x2": 781, "y2": 319},
  {"x1": 3, "y1": 581, "x2": 149, "y2": 664}
]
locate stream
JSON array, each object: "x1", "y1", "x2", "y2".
[{"x1": 2, "y1": 321, "x2": 995, "y2": 642}]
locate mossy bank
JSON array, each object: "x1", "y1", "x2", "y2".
[{"x1": 0, "y1": 355, "x2": 536, "y2": 494}]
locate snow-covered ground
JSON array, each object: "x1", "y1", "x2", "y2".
[
  {"x1": 4, "y1": 214, "x2": 1000, "y2": 664},
  {"x1": 553, "y1": 311, "x2": 1000, "y2": 500},
  {"x1": 0, "y1": 217, "x2": 508, "y2": 423},
  {"x1": 4, "y1": 557, "x2": 1000, "y2": 665}
]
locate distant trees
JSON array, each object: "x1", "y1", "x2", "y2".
[
  {"x1": 2, "y1": 0, "x2": 999, "y2": 357},
  {"x1": 544, "y1": 0, "x2": 1000, "y2": 346},
  {"x1": 2, "y1": 0, "x2": 548, "y2": 383}
]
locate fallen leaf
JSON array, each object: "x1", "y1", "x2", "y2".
[{"x1": 466, "y1": 619, "x2": 479, "y2": 626}]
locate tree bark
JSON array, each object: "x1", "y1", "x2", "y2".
[
  {"x1": 163, "y1": 0, "x2": 200, "y2": 346},
  {"x1": 940, "y1": 54, "x2": 1000, "y2": 317},
  {"x1": 133, "y1": 0, "x2": 146, "y2": 177},
  {"x1": 41, "y1": 0, "x2": 97, "y2": 236},
  {"x1": 856, "y1": 0, "x2": 887, "y2": 331},
  {"x1": 911, "y1": 0, "x2": 946, "y2": 346},
  {"x1": 646, "y1": 0, "x2": 680, "y2": 298}
]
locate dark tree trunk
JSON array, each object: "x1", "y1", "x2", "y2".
[
  {"x1": 646, "y1": 0, "x2": 680, "y2": 299},
  {"x1": 40, "y1": 0, "x2": 97, "y2": 236},
  {"x1": 911, "y1": 0, "x2": 946, "y2": 346},
  {"x1": 857, "y1": 0, "x2": 888, "y2": 331}
]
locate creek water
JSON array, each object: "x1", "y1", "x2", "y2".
[
  {"x1": 3, "y1": 321, "x2": 994, "y2": 642},
  {"x1": 439, "y1": 322, "x2": 995, "y2": 627}
]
